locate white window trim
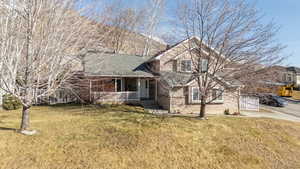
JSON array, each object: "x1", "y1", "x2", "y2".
[
  {"x1": 181, "y1": 59, "x2": 192, "y2": 72},
  {"x1": 191, "y1": 87, "x2": 201, "y2": 103},
  {"x1": 201, "y1": 59, "x2": 208, "y2": 72},
  {"x1": 286, "y1": 73, "x2": 293, "y2": 82},
  {"x1": 190, "y1": 87, "x2": 224, "y2": 104},
  {"x1": 212, "y1": 88, "x2": 224, "y2": 103}
]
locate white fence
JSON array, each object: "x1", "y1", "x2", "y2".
[
  {"x1": 93, "y1": 91, "x2": 139, "y2": 102},
  {"x1": 240, "y1": 95, "x2": 259, "y2": 111}
]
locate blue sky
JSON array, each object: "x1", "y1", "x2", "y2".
[
  {"x1": 253, "y1": 0, "x2": 300, "y2": 67},
  {"x1": 162, "y1": 0, "x2": 300, "y2": 67},
  {"x1": 166, "y1": 0, "x2": 300, "y2": 67},
  {"x1": 98, "y1": 0, "x2": 300, "y2": 67}
]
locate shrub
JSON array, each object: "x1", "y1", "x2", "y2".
[
  {"x1": 2, "y1": 94, "x2": 22, "y2": 110},
  {"x1": 224, "y1": 109, "x2": 230, "y2": 115}
]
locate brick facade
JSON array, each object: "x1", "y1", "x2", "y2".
[
  {"x1": 157, "y1": 81, "x2": 239, "y2": 115},
  {"x1": 154, "y1": 37, "x2": 240, "y2": 114}
]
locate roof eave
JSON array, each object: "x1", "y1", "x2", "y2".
[{"x1": 84, "y1": 73, "x2": 158, "y2": 78}]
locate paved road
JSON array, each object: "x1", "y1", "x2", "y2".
[
  {"x1": 262, "y1": 100, "x2": 300, "y2": 118},
  {"x1": 242, "y1": 111, "x2": 300, "y2": 122},
  {"x1": 242, "y1": 101, "x2": 300, "y2": 122}
]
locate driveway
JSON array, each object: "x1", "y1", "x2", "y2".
[{"x1": 241, "y1": 100, "x2": 300, "y2": 122}]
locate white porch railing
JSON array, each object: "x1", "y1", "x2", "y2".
[{"x1": 93, "y1": 91, "x2": 140, "y2": 102}]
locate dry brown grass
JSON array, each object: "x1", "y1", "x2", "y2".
[{"x1": 0, "y1": 104, "x2": 300, "y2": 169}]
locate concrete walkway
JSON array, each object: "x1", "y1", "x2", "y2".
[{"x1": 241, "y1": 111, "x2": 300, "y2": 122}]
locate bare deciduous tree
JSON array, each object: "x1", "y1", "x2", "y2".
[
  {"x1": 142, "y1": 0, "x2": 165, "y2": 56},
  {"x1": 0, "y1": 0, "x2": 105, "y2": 134},
  {"x1": 103, "y1": 1, "x2": 146, "y2": 53},
  {"x1": 178, "y1": 0, "x2": 285, "y2": 118}
]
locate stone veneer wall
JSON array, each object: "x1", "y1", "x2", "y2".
[{"x1": 157, "y1": 82, "x2": 171, "y2": 111}]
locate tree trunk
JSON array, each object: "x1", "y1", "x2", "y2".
[
  {"x1": 200, "y1": 103, "x2": 206, "y2": 118},
  {"x1": 200, "y1": 97, "x2": 206, "y2": 118},
  {"x1": 20, "y1": 105, "x2": 31, "y2": 131}
]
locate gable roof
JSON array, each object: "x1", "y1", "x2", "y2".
[
  {"x1": 83, "y1": 52, "x2": 156, "y2": 77},
  {"x1": 148, "y1": 36, "x2": 226, "y2": 62},
  {"x1": 159, "y1": 71, "x2": 195, "y2": 87},
  {"x1": 148, "y1": 38, "x2": 191, "y2": 62},
  {"x1": 287, "y1": 66, "x2": 300, "y2": 74}
]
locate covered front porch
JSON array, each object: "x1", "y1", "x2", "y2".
[{"x1": 89, "y1": 77, "x2": 158, "y2": 103}]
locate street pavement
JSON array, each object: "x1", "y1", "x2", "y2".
[
  {"x1": 242, "y1": 100, "x2": 300, "y2": 122},
  {"x1": 263, "y1": 100, "x2": 300, "y2": 118}
]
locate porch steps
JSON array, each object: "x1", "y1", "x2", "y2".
[{"x1": 141, "y1": 100, "x2": 169, "y2": 114}]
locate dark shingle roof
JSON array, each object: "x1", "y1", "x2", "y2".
[
  {"x1": 83, "y1": 52, "x2": 155, "y2": 77},
  {"x1": 215, "y1": 72, "x2": 243, "y2": 87},
  {"x1": 159, "y1": 71, "x2": 194, "y2": 87},
  {"x1": 287, "y1": 66, "x2": 300, "y2": 74}
]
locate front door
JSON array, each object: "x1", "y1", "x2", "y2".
[{"x1": 140, "y1": 79, "x2": 149, "y2": 99}]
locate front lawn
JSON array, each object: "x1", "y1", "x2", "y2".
[{"x1": 0, "y1": 104, "x2": 300, "y2": 169}]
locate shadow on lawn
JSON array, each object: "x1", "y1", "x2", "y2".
[
  {"x1": 40, "y1": 103, "x2": 201, "y2": 125},
  {"x1": 0, "y1": 127, "x2": 17, "y2": 131},
  {"x1": 99, "y1": 105, "x2": 202, "y2": 125}
]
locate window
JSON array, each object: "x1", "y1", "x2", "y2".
[
  {"x1": 212, "y1": 89, "x2": 223, "y2": 101},
  {"x1": 181, "y1": 60, "x2": 192, "y2": 72},
  {"x1": 286, "y1": 73, "x2": 293, "y2": 82},
  {"x1": 192, "y1": 87, "x2": 201, "y2": 101},
  {"x1": 190, "y1": 41, "x2": 198, "y2": 49},
  {"x1": 282, "y1": 74, "x2": 287, "y2": 81},
  {"x1": 201, "y1": 59, "x2": 208, "y2": 73},
  {"x1": 145, "y1": 80, "x2": 148, "y2": 89},
  {"x1": 91, "y1": 78, "x2": 122, "y2": 92},
  {"x1": 116, "y1": 79, "x2": 122, "y2": 92},
  {"x1": 91, "y1": 80, "x2": 104, "y2": 92}
]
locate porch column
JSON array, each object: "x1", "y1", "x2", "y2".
[{"x1": 137, "y1": 78, "x2": 141, "y2": 100}]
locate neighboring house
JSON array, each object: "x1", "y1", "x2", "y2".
[
  {"x1": 73, "y1": 37, "x2": 243, "y2": 114},
  {"x1": 272, "y1": 66, "x2": 300, "y2": 87},
  {"x1": 285, "y1": 67, "x2": 300, "y2": 87}
]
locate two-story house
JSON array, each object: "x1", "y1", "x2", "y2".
[
  {"x1": 272, "y1": 66, "x2": 300, "y2": 87},
  {"x1": 74, "y1": 37, "x2": 243, "y2": 114},
  {"x1": 285, "y1": 67, "x2": 300, "y2": 87}
]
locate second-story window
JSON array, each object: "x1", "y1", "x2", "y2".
[
  {"x1": 201, "y1": 59, "x2": 208, "y2": 73},
  {"x1": 181, "y1": 60, "x2": 192, "y2": 72},
  {"x1": 286, "y1": 73, "x2": 293, "y2": 82}
]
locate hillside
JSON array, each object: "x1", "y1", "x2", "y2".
[
  {"x1": 100, "y1": 24, "x2": 168, "y2": 56},
  {"x1": 0, "y1": 105, "x2": 300, "y2": 169}
]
